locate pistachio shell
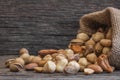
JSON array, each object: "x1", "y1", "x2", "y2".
[
  {"x1": 95, "y1": 42, "x2": 103, "y2": 56},
  {"x1": 84, "y1": 45, "x2": 94, "y2": 56},
  {"x1": 31, "y1": 56, "x2": 42, "y2": 64},
  {"x1": 92, "y1": 32, "x2": 105, "y2": 42},
  {"x1": 85, "y1": 38, "x2": 96, "y2": 46},
  {"x1": 106, "y1": 27, "x2": 112, "y2": 39},
  {"x1": 102, "y1": 47, "x2": 111, "y2": 55},
  {"x1": 19, "y1": 48, "x2": 29, "y2": 55},
  {"x1": 15, "y1": 58, "x2": 25, "y2": 66},
  {"x1": 9, "y1": 63, "x2": 23, "y2": 72},
  {"x1": 76, "y1": 33, "x2": 89, "y2": 41},
  {"x1": 70, "y1": 39, "x2": 84, "y2": 46},
  {"x1": 78, "y1": 57, "x2": 88, "y2": 67},
  {"x1": 43, "y1": 54, "x2": 52, "y2": 61},
  {"x1": 100, "y1": 39, "x2": 112, "y2": 47},
  {"x1": 86, "y1": 53, "x2": 97, "y2": 64},
  {"x1": 20, "y1": 53, "x2": 30, "y2": 64},
  {"x1": 5, "y1": 59, "x2": 16, "y2": 68}
]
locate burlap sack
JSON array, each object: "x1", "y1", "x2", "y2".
[{"x1": 78, "y1": 7, "x2": 120, "y2": 69}]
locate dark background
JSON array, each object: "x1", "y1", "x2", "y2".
[{"x1": 0, "y1": 0, "x2": 120, "y2": 55}]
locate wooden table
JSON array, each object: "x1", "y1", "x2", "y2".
[{"x1": 0, "y1": 55, "x2": 120, "y2": 80}]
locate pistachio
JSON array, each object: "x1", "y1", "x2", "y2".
[
  {"x1": 19, "y1": 48, "x2": 29, "y2": 55},
  {"x1": 43, "y1": 61, "x2": 56, "y2": 73},
  {"x1": 76, "y1": 33, "x2": 89, "y2": 41},
  {"x1": 24, "y1": 55, "x2": 35, "y2": 64},
  {"x1": 102, "y1": 47, "x2": 111, "y2": 55},
  {"x1": 31, "y1": 56, "x2": 42, "y2": 64},
  {"x1": 85, "y1": 38, "x2": 96, "y2": 46},
  {"x1": 78, "y1": 57, "x2": 89, "y2": 67},
  {"x1": 64, "y1": 61, "x2": 80, "y2": 74},
  {"x1": 106, "y1": 27, "x2": 112, "y2": 39},
  {"x1": 84, "y1": 45, "x2": 94, "y2": 56},
  {"x1": 5, "y1": 59, "x2": 16, "y2": 68},
  {"x1": 86, "y1": 53, "x2": 97, "y2": 64},
  {"x1": 9, "y1": 63, "x2": 23, "y2": 72},
  {"x1": 34, "y1": 67, "x2": 43, "y2": 73},
  {"x1": 92, "y1": 32, "x2": 105, "y2": 42},
  {"x1": 20, "y1": 53, "x2": 30, "y2": 64},
  {"x1": 100, "y1": 39, "x2": 112, "y2": 47},
  {"x1": 84, "y1": 68, "x2": 95, "y2": 75},
  {"x1": 70, "y1": 39, "x2": 84, "y2": 46},
  {"x1": 95, "y1": 42, "x2": 103, "y2": 56},
  {"x1": 25, "y1": 63, "x2": 38, "y2": 71},
  {"x1": 15, "y1": 58, "x2": 25, "y2": 66},
  {"x1": 64, "y1": 49, "x2": 74, "y2": 61}
]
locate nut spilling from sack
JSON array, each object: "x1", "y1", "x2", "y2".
[{"x1": 4, "y1": 27, "x2": 114, "y2": 75}]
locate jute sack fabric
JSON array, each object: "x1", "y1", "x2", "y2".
[{"x1": 78, "y1": 7, "x2": 120, "y2": 69}]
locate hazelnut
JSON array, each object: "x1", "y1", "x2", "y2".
[
  {"x1": 25, "y1": 63, "x2": 38, "y2": 71},
  {"x1": 86, "y1": 53, "x2": 97, "y2": 64},
  {"x1": 43, "y1": 61, "x2": 56, "y2": 73},
  {"x1": 19, "y1": 48, "x2": 29, "y2": 55},
  {"x1": 76, "y1": 33, "x2": 89, "y2": 41}
]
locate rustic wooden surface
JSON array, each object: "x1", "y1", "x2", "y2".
[
  {"x1": 0, "y1": 55, "x2": 120, "y2": 80},
  {"x1": 0, "y1": 0, "x2": 120, "y2": 55}
]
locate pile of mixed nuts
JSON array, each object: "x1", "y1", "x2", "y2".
[{"x1": 5, "y1": 27, "x2": 114, "y2": 75}]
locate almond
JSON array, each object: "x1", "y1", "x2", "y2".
[{"x1": 87, "y1": 64, "x2": 103, "y2": 73}]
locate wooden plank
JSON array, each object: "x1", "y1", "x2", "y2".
[{"x1": 0, "y1": 0, "x2": 120, "y2": 55}]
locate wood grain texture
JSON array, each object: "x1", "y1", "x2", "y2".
[{"x1": 0, "y1": 0, "x2": 120, "y2": 55}]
